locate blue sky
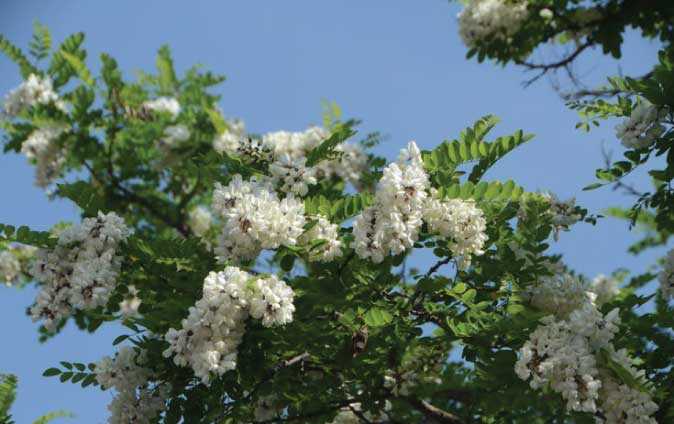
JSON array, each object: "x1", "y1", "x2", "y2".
[{"x1": 0, "y1": 1, "x2": 665, "y2": 422}]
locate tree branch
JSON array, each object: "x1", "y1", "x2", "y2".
[
  {"x1": 404, "y1": 397, "x2": 467, "y2": 424},
  {"x1": 516, "y1": 40, "x2": 594, "y2": 87}
]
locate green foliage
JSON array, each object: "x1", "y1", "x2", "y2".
[
  {"x1": 305, "y1": 120, "x2": 357, "y2": 167},
  {"x1": 157, "y1": 45, "x2": 178, "y2": 94},
  {"x1": 1, "y1": 23, "x2": 672, "y2": 424},
  {"x1": 0, "y1": 374, "x2": 72, "y2": 424},
  {"x1": 29, "y1": 22, "x2": 51, "y2": 62}
]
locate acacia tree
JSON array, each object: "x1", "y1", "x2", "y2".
[{"x1": 0, "y1": 16, "x2": 672, "y2": 424}]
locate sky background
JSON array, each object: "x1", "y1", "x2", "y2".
[{"x1": 0, "y1": 1, "x2": 665, "y2": 422}]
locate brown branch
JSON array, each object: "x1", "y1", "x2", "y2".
[
  {"x1": 563, "y1": 71, "x2": 654, "y2": 100},
  {"x1": 404, "y1": 397, "x2": 467, "y2": 424},
  {"x1": 517, "y1": 40, "x2": 594, "y2": 87},
  {"x1": 82, "y1": 161, "x2": 191, "y2": 237}
]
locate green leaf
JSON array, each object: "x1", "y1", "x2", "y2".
[
  {"x1": 305, "y1": 121, "x2": 357, "y2": 167},
  {"x1": 0, "y1": 34, "x2": 38, "y2": 78},
  {"x1": 61, "y1": 51, "x2": 94, "y2": 86},
  {"x1": 56, "y1": 181, "x2": 105, "y2": 216},
  {"x1": 583, "y1": 182, "x2": 604, "y2": 191},
  {"x1": 100, "y1": 53, "x2": 122, "y2": 89},
  {"x1": 363, "y1": 307, "x2": 393, "y2": 327},
  {"x1": 42, "y1": 368, "x2": 61, "y2": 377},
  {"x1": 112, "y1": 335, "x2": 129, "y2": 346},
  {"x1": 157, "y1": 44, "x2": 178, "y2": 94},
  {"x1": 29, "y1": 21, "x2": 52, "y2": 62},
  {"x1": 0, "y1": 374, "x2": 18, "y2": 417}
]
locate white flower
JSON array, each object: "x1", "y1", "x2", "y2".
[
  {"x1": 615, "y1": 103, "x2": 665, "y2": 149},
  {"x1": 658, "y1": 248, "x2": 674, "y2": 300},
  {"x1": 599, "y1": 370, "x2": 658, "y2": 424},
  {"x1": 351, "y1": 141, "x2": 429, "y2": 262},
  {"x1": 29, "y1": 212, "x2": 130, "y2": 330},
  {"x1": 424, "y1": 193, "x2": 488, "y2": 269},
  {"x1": 515, "y1": 316, "x2": 602, "y2": 413},
  {"x1": 269, "y1": 153, "x2": 317, "y2": 196},
  {"x1": 0, "y1": 251, "x2": 21, "y2": 286},
  {"x1": 159, "y1": 124, "x2": 191, "y2": 150},
  {"x1": 298, "y1": 215, "x2": 343, "y2": 263},
  {"x1": 315, "y1": 142, "x2": 369, "y2": 189},
  {"x1": 94, "y1": 347, "x2": 169, "y2": 424},
  {"x1": 163, "y1": 268, "x2": 294, "y2": 384},
  {"x1": 213, "y1": 120, "x2": 255, "y2": 158},
  {"x1": 143, "y1": 96, "x2": 180, "y2": 118},
  {"x1": 188, "y1": 207, "x2": 213, "y2": 238},
  {"x1": 212, "y1": 175, "x2": 305, "y2": 263},
  {"x1": 539, "y1": 8, "x2": 553, "y2": 20},
  {"x1": 458, "y1": 0, "x2": 529, "y2": 49},
  {"x1": 21, "y1": 124, "x2": 68, "y2": 187},
  {"x1": 589, "y1": 274, "x2": 620, "y2": 306},
  {"x1": 518, "y1": 274, "x2": 656, "y2": 422},
  {"x1": 542, "y1": 193, "x2": 581, "y2": 240},
  {"x1": 119, "y1": 286, "x2": 141, "y2": 319},
  {"x1": 248, "y1": 275, "x2": 296, "y2": 327},
  {"x1": 529, "y1": 273, "x2": 593, "y2": 318},
  {"x1": 2, "y1": 74, "x2": 62, "y2": 118}
]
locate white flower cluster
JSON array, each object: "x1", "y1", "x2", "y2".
[
  {"x1": 163, "y1": 267, "x2": 295, "y2": 384},
  {"x1": 213, "y1": 124, "x2": 368, "y2": 191},
  {"x1": 2, "y1": 74, "x2": 63, "y2": 118},
  {"x1": 515, "y1": 314, "x2": 604, "y2": 413},
  {"x1": 424, "y1": 192, "x2": 488, "y2": 269},
  {"x1": 599, "y1": 351, "x2": 658, "y2": 424},
  {"x1": 21, "y1": 124, "x2": 68, "y2": 187},
  {"x1": 518, "y1": 273, "x2": 656, "y2": 421},
  {"x1": 590, "y1": 274, "x2": 620, "y2": 306},
  {"x1": 352, "y1": 142, "x2": 429, "y2": 263},
  {"x1": 529, "y1": 273, "x2": 593, "y2": 318},
  {"x1": 142, "y1": 96, "x2": 180, "y2": 118},
  {"x1": 544, "y1": 193, "x2": 581, "y2": 239},
  {"x1": 119, "y1": 285, "x2": 141, "y2": 319},
  {"x1": 658, "y1": 248, "x2": 674, "y2": 300},
  {"x1": 529, "y1": 272, "x2": 620, "y2": 335},
  {"x1": 0, "y1": 250, "x2": 21, "y2": 286},
  {"x1": 352, "y1": 142, "x2": 488, "y2": 267},
  {"x1": 457, "y1": 0, "x2": 529, "y2": 48},
  {"x1": 212, "y1": 175, "x2": 305, "y2": 263},
  {"x1": 29, "y1": 212, "x2": 130, "y2": 330},
  {"x1": 94, "y1": 346, "x2": 170, "y2": 424},
  {"x1": 326, "y1": 402, "x2": 390, "y2": 424},
  {"x1": 156, "y1": 124, "x2": 191, "y2": 160},
  {"x1": 297, "y1": 215, "x2": 343, "y2": 263},
  {"x1": 188, "y1": 207, "x2": 213, "y2": 238},
  {"x1": 615, "y1": 103, "x2": 666, "y2": 149}
]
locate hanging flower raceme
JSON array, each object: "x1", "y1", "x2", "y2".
[
  {"x1": 213, "y1": 123, "x2": 368, "y2": 190},
  {"x1": 94, "y1": 346, "x2": 170, "y2": 424},
  {"x1": 352, "y1": 142, "x2": 488, "y2": 267},
  {"x1": 517, "y1": 272, "x2": 657, "y2": 422},
  {"x1": 659, "y1": 248, "x2": 674, "y2": 300},
  {"x1": 0, "y1": 250, "x2": 21, "y2": 286},
  {"x1": 352, "y1": 141, "x2": 429, "y2": 262},
  {"x1": 424, "y1": 191, "x2": 488, "y2": 270},
  {"x1": 28, "y1": 211, "x2": 130, "y2": 330},
  {"x1": 142, "y1": 96, "x2": 180, "y2": 118},
  {"x1": 615, "y1": 103, "x2": 665, "y2": 149},
  {"x1": 2, "y1": 74, "x2": 64, "y2": 118},
  {"x1": 457, "y1": 0, "x2": 529, "y2": 49},
  {"x1": 298, "y1": 215, "x2": 343, "y2": 263},
  {"x1": 20, "y1": 124, "x2": 69, "y2": 187},
  {"x1": 212, "y1": 175, "x2": 305, "y2": 263},
  {"x1": 162, "y1": 267, "x2": 295, "y2": 384}
]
